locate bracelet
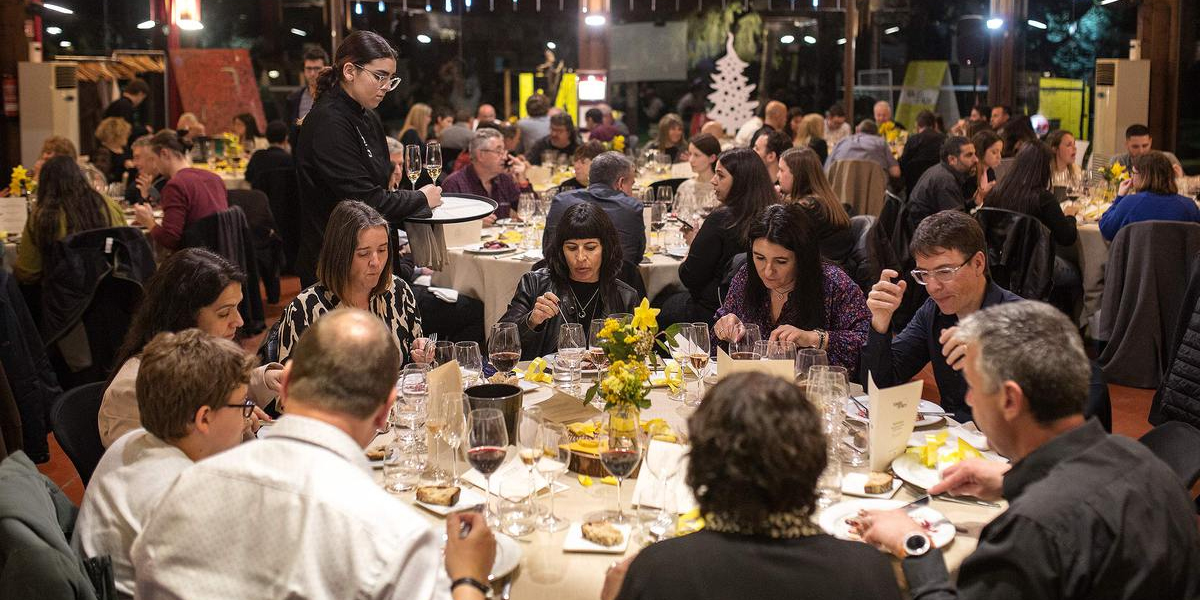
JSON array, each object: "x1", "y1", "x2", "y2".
[
  {"x1": 451, "y1": 576, "x2": 491, "y2": 597},
  {"x1": 815, "y1": 329, "x2": 827, "y2": 350}
]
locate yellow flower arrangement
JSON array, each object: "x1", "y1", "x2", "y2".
[
  {"x1": 9, "y1": 165, "x2": 34, "y2": 196},
  {"x1": 584, "y1": 298, "x2": 680, "y2": 410},
  {"x1": 1100, "y1": 161, "x2": 1129, "y2": 185},
  {"x1": 878, "y1": 120, "x2": 898, "y2": 143},
  {"x1": 611, "y1": 135, "x2": 626, "y2": 152}
]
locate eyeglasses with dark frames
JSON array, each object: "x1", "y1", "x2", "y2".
[{"x1": 224, "y1": 397, "x2": 256, "y2": 419}]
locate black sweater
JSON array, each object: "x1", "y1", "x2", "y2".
[{"x1": 678, "y1": 207, "x2": 748, "y2": 313}]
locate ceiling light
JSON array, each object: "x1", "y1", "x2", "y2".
[
  {"x1": 837, "y1": 37, "x2": 846, "y2": 45},
  {"x1": 416, "y1": 34, "x2": 432, "y2": 43},
  {"x1": 584, "y1": 14, "x2": 606, "y2": 26},
  {"x1": 1027, "y1": 19, "x2": 1047, "y2": 29},
  {"x1": 986, "y1": 18, "x2": 1004, "y2": 30},
  {"x1": 59, "y1": 40, "x2": 71, "y2": 47},
  {"x1": 136, "y1": 20, "x2": 155, "y2": 30},
  {"x1": 803, "y1": 35, "x2": 816, "y2": 44},
  {"x1": 884, "y1": 26, "x2": 900, "y2": 35},
  {"x1": 46, "y1": 26, "x2": 62, "y2": 35},
  {"x1": 290, "y1": 28, "x2": 307, "y2": 36},
  {"x1": 780, "y1": 34, "x2": 795, "y2": 44},
  {"x1": 177, "y1": 19, "x2": 203, "y2": 30},
  {"x1": 1100, "y1": 0, "x2": 1119, "y2": 4},
  {"x1": 268, "y1": 70, "x2": 281, "y2": 79},
  {"x1": 378, "y1": 0, "x2": 386, "y2": 10},
  {"x1": 43, "y1": 3, "x2": 73, "y2": 14},
  {"x1": 355, "y1": 1, "x2": 363, "y2": 14},
  {"x1": 546, "y1": 41, "x2": 556, "y2": 49}
]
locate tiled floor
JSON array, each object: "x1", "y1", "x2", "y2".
[{"x1": 36, "y1": 275, "x2": 1163, "y2": 505}]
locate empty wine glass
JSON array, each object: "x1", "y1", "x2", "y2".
[
  {"x1": 536, "y1": 422, "x2": 571, "y2": 531},
  {"x1": 766, "y1": 340, "x2": 797, "y2": 361},
  {"x1": 517, "y1": 406, "x2": 543, "y2": 519},
  {"x1": 488, "y1": 323, "x2": 521, "y2": 375},
  {"x1": 425, "y1": 142, "x2": 442, "y2": 183},
  {"x1": 405, "y1": 144, "x2": 422, "y2": 190},
  {"x1": 467, "y1": 408, "x2": 509, "y2": 527},
  {"x1": 795, "y1": 348, "x2": 829, "y2": 387},
  {"x1": 395, "y1": 364, "x2": 429, "y2": 443},
  {"x1": 440, "y1": 392, "x2": 466, "y2": 484},
  {"x1": 729, "y1": 323, "x2": 762, "y2": 360},
  {"x1": 455, "y1": 341, "x2": 483, "y2": 389},
  {"x1": 433, "y1": 340, "x2": 456, "y2": 368}
]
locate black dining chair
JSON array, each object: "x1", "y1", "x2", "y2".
[
  {"x1": 1139, "y1": 421, "x2": 1200, "y2": 501},
  {"x1": 50, "y1": 382, "x2": 108, "y2": 487}
]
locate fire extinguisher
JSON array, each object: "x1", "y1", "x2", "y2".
[{"x1": 2, "y1": 75, "x2": 16, "y2": 118}]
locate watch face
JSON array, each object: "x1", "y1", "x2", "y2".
[{"x1": 905, "y1": 533, "x2": 930, "y2": 555}]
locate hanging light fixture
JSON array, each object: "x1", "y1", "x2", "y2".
[
  {"x1": 378, "y1": 0, "x2": 385, "y2": 11},
  {"x1": 355, "y1": 1, "x2": 363, "y2": 14},
  {"x1": 171, "y1": 0, "x2": 204, "y2": 30}
]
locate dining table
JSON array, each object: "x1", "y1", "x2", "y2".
[{"x1": 368, "y1": 373, "x2": 1007, "y2": 600}]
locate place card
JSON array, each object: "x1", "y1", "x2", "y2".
[
  {"x1": 0, "y1": 197, "x2": 28, "y2": 235},
  {"x1": 631, "y1": 440, "x2": 696, "y2": 514},
  {"x1": 426, "y1": 360, "x2": 463, "y2": 410},
  {"x1": 714, "y1": 347, "x2": 793, "y2": 382},
  {"x1": 866, "y1": 373, "x2": 923, "y2": 472},
  {"x1": 534, "y1": 390, "x2": 601, "y2": 425}
]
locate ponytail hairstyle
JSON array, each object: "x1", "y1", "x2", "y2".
[
  {"x1": 314, "y1": 30, "x2": 399, "y2": 100},
  {"x1": 148, "y1": 128, "x2": 192, "y2": 157}
]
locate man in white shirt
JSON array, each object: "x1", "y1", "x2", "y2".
[
  {"x1": 72, "y1": 329, "x2": 254, "y2": 598},
  {"x1": 131, "y1": 308, "x2": 496, "y2": 600},
  {"x1": 824, "y1": 102, "x2": 851, "y2": 150}
]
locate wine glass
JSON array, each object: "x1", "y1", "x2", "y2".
[
  {"x1": 425, "y1": 142, "x2": 442, "y2": 183},
  {"x1": 455, "y1": 341, "x2": 483, "y2": 389},
  {"x1": 555, "y1": 323, "x2": 586, "y2": 395},
  {"x1": 684, "y1": 323, "x2": 711, "y2": 406},
  {"x1": 656, "y1": 186, "x2": 675, "y2": 211},
  {"x1": 601, "y1": 406, "x2": 643, "y2": 524},
  {"x1": 405, "y1": 144, "x2": 422, "y2": 190},
  {"x1": 488, "y1": 323, "x2": 521, "y2": 375},
  {"x1": 441, "y1": 392, "x2": 466, "y2": 484},
  {"x1": 667, "y1": 329, "x2": 692, "y2": 403},
  {"x1": 395, "y1": 364, "x2": 429, "y2": 443},
  {"x1": 766, "y1": 340, "x2": 797, "y2": 361},
  {"x1": 467, "y1": 408, "x2": 509, "y2": 527},
  {"x1": 649, "y1": 202, "x2": 667, "y2": 251},
  {"x1": 425, "y1": 388, "x2": 449, "y2": 484},
  {"x1": 586, "y1": 319, "x2": 610, "y2": 409},
  {"x1": 794, "y1": 348, "x2": 829, "y2": 387},
  {"x1": 642, "y1": 434, "x2": 683, "y2": 541},
  {"x1": 536, "y1": 422, "x2": 571, "y2": 532},
  {"x1": 729, "y1": 323, "x2": 762, "y2": 360},
  {"x1": 433, "y1": 340, "x2": 456, "y2": 368},
  {"x1": 517, "y1": 406, "x2": 543, "y2": 519}
]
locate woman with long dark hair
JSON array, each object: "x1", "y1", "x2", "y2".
[
  {"x1": 711, "y1": 204, "x2": 869, "y2": 371},
  {"x1": 675, "y1": 133, "x2": 720, "y2": 207},
  {"x1": 14, "y1": 156, "x2": 127, "y2": 284},
  {"x1": 778, "y1": 147, "x2": 853, "y2": 262},
  {"x1": 294, "y1": 30, "x2": 443, "y2": 287},
  {"x1": 500, "y1": 202, "x2": 638, "y2": 359},
  {"x1": 231, "y1": 113, "x2": 263, "y2": 150},
  {"x1": 100, "y1": 248, "x2": 281, "y2": 447},
  {"x1": 986, "y1": 143, "x2": 1077, "y2": 247},
  {"x1": 654, "y1": 147, "x2": 778, "y2": 327},
  {"x1": 969, "y1": 129, "x2": 1002, "y2": 204}
]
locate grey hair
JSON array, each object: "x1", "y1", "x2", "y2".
[
  {"x1": 469, "y1": 128, "x2": 503, "y2": 157},
  {"x1": 588, "y1": 151, "x2": 634, "y2": 187},
  {"x1": 955, "y1": 300, "x2": 1088, "y2": 424},
  {"x1": 131, "y1": 134, "x2": 154, "y2": 149},
  {"x1": 385, "y1": 136, "x2": 403, "y2": 157}
]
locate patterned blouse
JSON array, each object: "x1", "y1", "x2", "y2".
[
  {"x1": 715, "y1": 263, "x2": 870, "y2": 372},
  {"x1": 278, "y1": 275, "x2": 423, "y2": 365}
]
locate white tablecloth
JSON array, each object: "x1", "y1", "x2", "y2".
[
  {"x1": 1075, "y1": 223, "x2": 1108, "y2": 334},
  {"x1": 3, "y1": 241, "x2": 16, "y2": 272},
  {"x1": 371, "y1": 382, "x2": 1004, "y2": 599}
]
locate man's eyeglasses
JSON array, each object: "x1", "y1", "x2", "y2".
[
  {"x1": 225, "y1": 397, "x2": 256, "y2": 419},
  {"x1": 911, "y1": 256, "x2": 973, "y2": 285},
  {"x1": 352, "y1": 64, "x2": 401, "y2": 92}
]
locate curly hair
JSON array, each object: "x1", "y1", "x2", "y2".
[{"x1": 687, "y1": 372, "x2": 827, "y2": 524}]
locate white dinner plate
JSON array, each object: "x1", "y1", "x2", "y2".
[
  {"x1": 890, "y1": 451, "x2": 1004, "y2": 490},
  {"x1": 665, "y1": 247, "x2": 688, "y2": 259},
  {"x1": 439, "y1": 533, "x2": 521, "y2": 582},
  {"x1": 413, "y1": 486, "x2": 486, "y2": 516},
  {"x1": 818, "y1": 498, "x2": 955, "y2": 548},
  {"x1": 563, "y1": 522, "x2": 632, "y2": 554},
  {"x1": 407, "y1": 194, "x2": 498, "y2": 224},
  {"x1": 845, "y1": 396, "x2": 946, "y2": 428},
  {"x1": 840, "y1": 472, "x2": 902, "y2": 499},
  {"x1": 541, "y1": 353, "x2": 600, "y2": 375},
  {"x1": 463, "y1": 242, "x2": 518, "y2": 254}
]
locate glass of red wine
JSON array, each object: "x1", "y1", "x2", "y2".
[
  {"x1": 601, "y1": 405, "x2": 643, "y2": 525},
  {"x1": 488, "y1": 322, "x2": 521, "y2": 375},
  {"x1": 467, "y1": 408, "x2": 509, "y2": 526}
]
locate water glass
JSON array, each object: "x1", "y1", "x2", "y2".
[
  {"x1": 554, "y1": 323, "x2": 586, "y2": 395},
  {"x1": 383, "y1": 436, "x2": 427, "y2": 494},
  {"x1": 816, "y1": 420, "x2": 844, "y2": 508},
  {"x1": 455, "y1": 341, "x2": 483, "y2": 388}
]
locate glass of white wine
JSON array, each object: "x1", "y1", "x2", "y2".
[
  {"x1": 425, "y1": 142, "x2": 442, "y2": 183},
  {"x1": 405, "y1": 144, "x2": 423, "y2": 190}
]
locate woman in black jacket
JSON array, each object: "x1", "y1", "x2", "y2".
[
  {"x1": 499, "y1": 202, "x2": 638, "y2": 360},
  {"x1": 294, "y1": 30, "x2": 442, "y2": 286},
  {"x1": 654, "y1": 147, "x2": 777, "y2": 327}
]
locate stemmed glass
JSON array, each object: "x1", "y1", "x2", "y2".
[
  {"x1": 684, "y1": 323, "x2": 711, "y2": 406},
  {"x1": 766, "y1": 340, "x2": 797, "y2": 361},
  {"x1": 455, "y1": 341, "x2": 483, "y2": 389},
  {"x1": 649, "y1": 202, "x2": 667, "y2": 251},
  {"x1": 517, "y1": 407, "x2": 543, "y2": 520},
  {"x1": 488, "y1": 323, "x2": 521, "y2": 375},
  {"x1": 642, "y1": 436, "x2": 683, "y2": 541},
  {"x1": 405, "y1": 144, "x2": 423, "y2": 190},
  {"x1": 536, "y1": 422, "x2": 571, "y2": 531},
  {"x1": 425, "y1": 388, "x2": 449, "y2": 484},
  {"x1": 587, "y1": 319, "x2": 610, "y2": 409},
  {"x1": 655, "y1": 186, "x2": 675, "y2": 212},
  {"x1": 395, "y1": 364, "x2": 430, "y2": 444},
  {"x1": 729, "y1": 323, "x2": 762, "y2": 360},
  {"x1": 795, "y1": 348, "x2": 829, "y2": 387},
  {"x1": 466, "y1": 408, "x2": 509, "y2": 527},
  {"x1": 601, "y1": 406, "x2": 643, "y2": 525},
  {"x1": 425, "y1": 142, "x2": 442, "y2": 183},
  {"x1": 556, "y1": 323, "x2": 586, "y2": 395},
  {"x1": 433, "y1": 340, "x2": 456, "y2": 369},
  {"x1": 440, "y1": 392, "x2": 466, "y2": 484}
]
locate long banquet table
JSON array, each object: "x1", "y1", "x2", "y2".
[{"x1": 369, "y1": 380, "x2": 1005, "y2": 600}]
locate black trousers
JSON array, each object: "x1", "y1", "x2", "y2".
[{"x1": 413, "y1": 285, "x2": 486, "y2": 350}]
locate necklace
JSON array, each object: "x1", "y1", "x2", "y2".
[
  {"x1": 567, "y1": 284, "x2": 600, "y2": 320},
  {"x1": 771, "y1": 286, "x2": 794, "y2": 300}
]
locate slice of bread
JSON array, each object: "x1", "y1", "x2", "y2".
[
  {"x1": 582, "y1": 520, "x2": 624, "y2": 547},
  {"x1": 863, "y1": 472, "x2": 894, "y2": 494},
  {"x1": 416, "y1": 486, "x2": 461, "y2": 507},
  {"x1": 365, "y1": 448, "x2": 386, "y2": 461}
]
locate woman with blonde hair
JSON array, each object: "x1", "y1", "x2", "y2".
[
  {"x1": 176, "y1": 112, "x2": 207, "y2": 141},
  {"x1": 778, "y1": 147, "x2": 853, "y2": 263},
  {"x1": 793, "y1": 113, "x2": 828, "y2": 163},
  {"x1": 399, "y1": 102, "x2": 433, "y2": 147},
  {"x1": 647, "y1": 113, "x2": 688, "y2": 162},
  {"x1": 93, "y1": 116, "x2": 133, "y2": 183}
]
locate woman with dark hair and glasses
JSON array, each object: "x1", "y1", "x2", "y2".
[
  {"x1": 294, "y1": 30, "x2": 443, "y2": 287},
  {"x1": 277, "y1": 200, "x2": 431, "y2": 367},
  {"x1": 499, "y1": 202, "x2": 639, "y2": 359},
  {"x1": 602, "y1": 373, "x2": 902, "y2": 600},
  {"x1": 654, "y1": 147, "x2": 778, "y2": 327},
  {"x1": 100, "y1": 248, "x2": 281, "y2": 447},
  {"x1": 712, "y1": 204, "x2": 869, "y2": 371}
]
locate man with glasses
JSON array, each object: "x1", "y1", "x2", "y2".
[
  {"x1": 862, "y1": 210, "x2": 1020, "y2": 421},
  {"x1": 287, "y1": 45, "x2": 329, "y2": 147},
  {"x1": 73, "y1": 329, "x2": 255, "y2": 598},
  {"x1": 906, "y1": 136, "x2": 978, "y2": 230},
  {"x1": 442, "y1": 128, "x2": 529, "y2": 223}
]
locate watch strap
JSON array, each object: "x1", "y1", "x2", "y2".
[{"x1": 451, "y1": 576, "x2": 492, "y2": 597}]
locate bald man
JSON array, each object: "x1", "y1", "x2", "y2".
[
  {"x1": 749, "y1": 100, "x2": 789, "y2": 151},
  {"x1": 474, "y1": 103, "x2": 497, "y2": 130}
]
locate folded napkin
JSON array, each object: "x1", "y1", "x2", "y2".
[
  {"x1": 428, "y1": 286, "x2": 459, "y2": 303},
  {"x1": 413, "y1": 274, "x2": 433, "y2": 287},
  {"x1": 462, "y1": 456, "x2": 568, "y2": 499},
  {"x1": 632, "y1": 440, "x2": 696, "y2": 513},
  {"x1": 406, "y1": 223, "x2": 447, "y2": 270}
]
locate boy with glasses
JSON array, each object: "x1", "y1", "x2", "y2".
[
  {"x1": 861, "y1": 210, "x2": 1020, "y2": 421},
  {"x1": 73, "y1": 329, "x2": 255, "y2": 598}
]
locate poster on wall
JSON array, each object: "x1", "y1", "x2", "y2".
[
  {"x1": 609, "y1": 22, "x2": 688, "y2": 83},
  {"x1": 171, "y1": 49, "x2": 266, "y2": 138},
  {"x1": 896, "y1": 61, "x2": 960, "y2": 131}
]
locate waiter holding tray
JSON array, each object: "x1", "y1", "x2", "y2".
[{"x1": 295, "y1": 30, "x2": 442, "y2": 287}]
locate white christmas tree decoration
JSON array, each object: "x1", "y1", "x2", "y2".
[{"x1": 706, "y1": 33, "x2": 757, "y2": 135}]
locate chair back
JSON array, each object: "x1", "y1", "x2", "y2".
[
  {"x1": 1099, "y1": 221, "x2": 1200, "y2": 388},
  {"x1": 845, "y1": 214, "x2": 878, "y2": 291},
  {"x1": 181, "y1": 207, "x2": 266, "y2": 334},
  {"x1": 1139, "y1": 421, "x2": 1200, "y2": 490},
  {"x1": 648, "y1": 178, "x2": 687, "y2": 196},
  {"x1": 973, "y1": 208, "x2": 1055, "y2": 301},
  {"x1": 49, "y1": 382, "x2": 106, "y2": 486},
  {"x1": 828, "y1": 160, "x2": 887, "y2": 217}
]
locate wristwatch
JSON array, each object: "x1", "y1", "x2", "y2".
[
  {"x1": 903, "y1": 531, "x2": 933, "y2": 558},
  {"x1": 451, "y1": 576, "x2": 492, "y2": 598}
]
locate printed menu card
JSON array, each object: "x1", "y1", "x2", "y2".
[{"x1": 867, "y1": 374, "x2": 923, "y2": 471}]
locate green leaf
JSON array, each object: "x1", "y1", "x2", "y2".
[{"x1": 583, "y1": 384, "x2": 598, "y2": 405}]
